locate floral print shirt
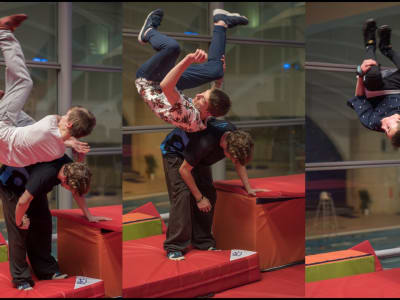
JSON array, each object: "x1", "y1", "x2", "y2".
[{"x1": 135, "y1": 78, "x2": 207, "y2": 132}]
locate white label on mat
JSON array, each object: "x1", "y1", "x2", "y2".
[
  {"x1": 230, "y1": 249, "x2": 257, "y2": 261},
  {"x1": 74, "y1": 276, "x2": 102, "y2": 289}
]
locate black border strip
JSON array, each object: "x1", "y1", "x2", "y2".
[
  {"x1": 123, "y1": 216, "x2": 160, "y2": 225},
  {"x1": 306, "y1": 253, "x2": 372, "y2": 267},
  {"x1": 256, "y1": 196, "x2": 304, "y2": 204}
]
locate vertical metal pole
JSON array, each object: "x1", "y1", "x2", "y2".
[
  {"x1": 57, "y1": 2, "x2": 73, "y2": 209},
  {"x1": 210, "y1": 2, "x2": 227, "y2": 181}
]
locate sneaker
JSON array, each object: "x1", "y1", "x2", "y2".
[
  {"x1": 51, "y1": 272, "x2": 68, "y2": 280},
  {"x1": 16, "y1": 281, "x2": 33, "y2": 291},
  {"x1": 207, "y1": 246, "x2": 220, "y2": 251},
  {"x1": 213, "y1": 9, "x2": 248, "y2": 28},
  {"x1": 363, "y1": 18, "x2": 377, "y2": 48},
  {"x1": 167, "y1": 250, "x2": 185, "y2": 261},
  {"x1": 378, "y1": 25, "x2": 392, "y2": 55},
  {"x1": 138, "y1": 9, "x2": 163, "y2": 45},
  {"x1": 0, "y1": 14, "x2": 27, "y2": 32}
]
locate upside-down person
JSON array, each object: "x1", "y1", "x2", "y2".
[
  {"x1": 135, "y1": 8, "x2": 249, "y2": 132},
  {"x1": 349, "y1": 19, "x2": 400, "y2": 147},
  {"x1": 0, "y1": 14, "x2": 95, "y2": 167}
]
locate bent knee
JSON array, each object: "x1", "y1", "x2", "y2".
[{"x1": 166, "y1": 41, "x2": 181, "y2": 56}]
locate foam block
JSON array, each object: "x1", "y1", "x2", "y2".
[
  {"x1": 0, "y1": 232, "x2": 7, "y2": 262},
  {"x1": 123, "y1": 212, "x2": 162, "y2": 241},
  {"x1": 306, "y1": 268, "x2": 400, "y2": 298},
  {"x1": 213, "y1": 174, "x2": 305, "y2": 270},
  {"x1": 123, "y1": 234, "x2": 261, "y2": 298},
  {"x1": 305, "y1": 249, "x2": 375, "y2": 282},
  {"x1": 0, "y1": 261, "x2": 105, "y2": 298},
  {"x1": 51, "y1": 205, "x2": 122, "y2": 297},
  {"x1": 129, "y1": 202, "x2": 167, "y2": 233}
]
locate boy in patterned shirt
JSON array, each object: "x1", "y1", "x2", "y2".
[{"x1": 135, "y1": 8, "x2": 249, "y2": 132}]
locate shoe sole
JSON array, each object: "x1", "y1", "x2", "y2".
[
  {"x1": 167, "y1": 256, "x2": 185, "y2": 261},
  {"x1": 213, "y1": 8, "x2": 248, "y2": 21},
  {"x1": 138, "y1": 10, "x2": 157, "y2": 45},
  {"x1": 52, "y1": 274, "x2": 68, "y2": 280}
]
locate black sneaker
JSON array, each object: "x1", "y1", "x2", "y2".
[
  {"x1": 51, "y1": 272, "x2": 68, "y2": 280},
  {"x1": 138, "y1": 9, "x2": 163, "y2": 45},
  {"x1": 167, "y1": 250, "x2": 185, "y2": 261},
  {"x1": 363, "y1": 18, "x2": 377, "y2": 48},
  {"x1": 213, "y1": 9, "x2": 248, "y2": 28},
  {"x1": 378, "y1": 25, "x2": 392, "y2": 55},
  {"x1": 16, "y1": 281, "x2": 33, "y2": 291}
]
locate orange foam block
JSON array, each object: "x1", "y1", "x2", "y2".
[
  {"x1": 51, "y1": 205, "x2": 122, "y2": 297},
  {"x1": 213, "y1": 174, "x2": 305, "y2": 270}
]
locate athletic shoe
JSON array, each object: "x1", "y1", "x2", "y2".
[
  {"x1": 363, "y1": 18, "x2": 377, "y2": 48},
  {"x1": 0, "y1": 14, "x2": 27, "y2": 32},
  {"x1": 16, "y1": 281, "x2": 33, "y2": 291},
  {"x1": 207, "y1": 246, "x2": 221, "y2": 251},
  {"x1": 138, "y1": 9, "x2": 163, "y2": 45},
  {"x1": 167, "y1": 250, "x2": 185, "y2": 261},
  {"x1": 378, "y1": 25, "x2": 392, "y2": 55},
  {"x1": 213, "y1": 9, "x2": 248, "y2": 28},
  {"x1": 51, "y1": 272, "x2": 68, "y2": 280}
]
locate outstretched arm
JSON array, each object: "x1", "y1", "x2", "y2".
[
  {"x1": 72, "y1": 193, "x2": 112, "y2": 222},
  {"x1": 15, "y1": 190, "x2": 33, "y2": 228},
  {"x1": 234, "y1": 162, "x2": 269, "y2": 196},
  {"x1": 179, "y1": 160, "x2": 212, "y2": 213},
  {"x1": 160, "y1": 49, "x2": 208, "y2": 106}
]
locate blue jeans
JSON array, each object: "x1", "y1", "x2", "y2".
[{"x1": 136, "y1": 26, "x2": 226, "y2": 91}]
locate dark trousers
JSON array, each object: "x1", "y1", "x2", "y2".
[
  {"x1": 162, "y1": 155, "x2": 217, "y2": 252},
  {"x1": 136, "y1": 26, "x2": 226, "y2": 90},
  {"x1": 364, "y1": 46, "x2": 400, "y2": 90},
  {"x1": 0, "y1": 183, "x2": 59, "y2": 286}
]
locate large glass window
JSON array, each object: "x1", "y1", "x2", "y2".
[
  {"x1": 72, "y1": 70, "x2": 122, "y2": 147},
  {"x1": 224, "y1": 43, "x2": 304, "y2": 120},
  {"x1": 224, "y1": 2, "x2": 305, "y2": 41},
  {"x1": 0, "y1": 3, "x2": 58, "y2": 62},
  {"x1": 72, "y1": 2, "x2": 122, "y2": 66},
  {"x1": 124, "y1": 2, "x2": 209, "y2": 35},
  {"x1": 307, "y1": 2, "x2": 400, "y2": 65}
]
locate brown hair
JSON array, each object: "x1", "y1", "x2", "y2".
[
  {"x1": 67, "y1": 106, "x2": 96, "y2": 138},
  {"x1": 63, "y1": 162, "x2": 92, "y2": 196},
  {"x1": 207, "y1": 88, "x2": 231, "y2": 117},
  {"x1": 225, "y1": 130, "x2": 254, "y2": 165}
]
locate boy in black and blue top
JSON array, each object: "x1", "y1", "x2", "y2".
[{"x1": 160, "y1": 118, "x2": 267, "y2": 261}]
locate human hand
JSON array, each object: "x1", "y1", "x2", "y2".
[
  {"x1": 361, "y1": 59, "x2": 377, "y2": 74},
  {"x1": 186, "y1": 49, "x2": 208, "y2": 64},
  {"x1": 246, "y1": 188, "x2": 269, "y2": 196},
  {"x1": 65, "y1": 137, "x2": 90, "y2": 154},
  {"x1": 196, "y1": 196, "x2": 212, "y2": 213},
  {"x1": 17, "y1": 214, "x2": 30, "y2": 230},
  {"x1": 87, "y1": 215, "x2": 112, "y2": 222}
]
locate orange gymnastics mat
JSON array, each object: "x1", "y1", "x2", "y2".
[
  {"x1": 51, "y1": 205, "x2": 122, "y2": 297},
  {"x1": 213, "y1": 174, "x2": 305, "y2": 270},
  {"x1": 122, "y1": 234, "x2": 261, "y2": 298},
  {"x1": 0, "y1": 261, "x2": 105, "y2": 298},
  {"x1": 214, "y1": 264, "x2": 305, "y2": 298}
]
